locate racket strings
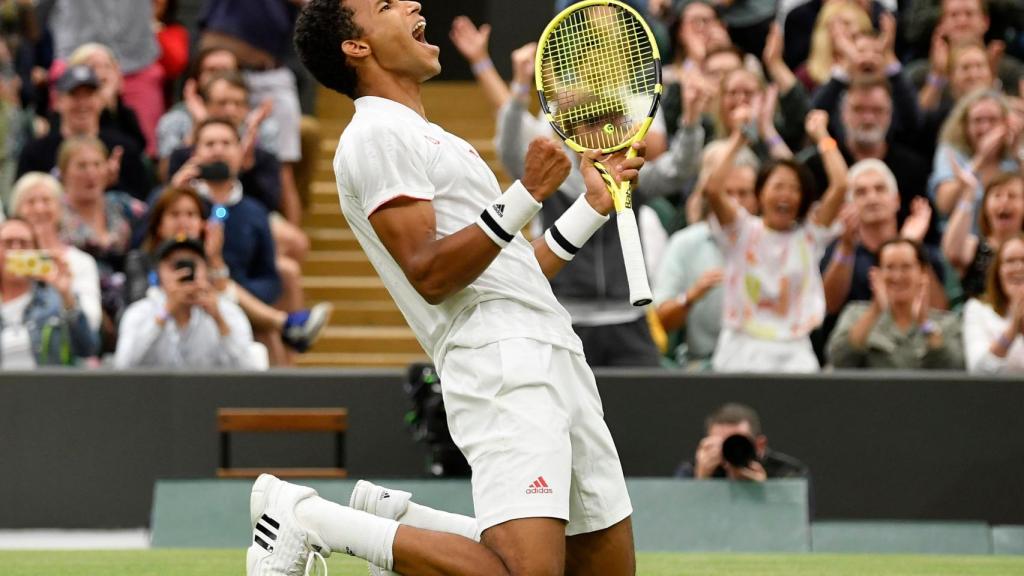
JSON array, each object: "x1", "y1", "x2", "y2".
[{"x1": 540, "y1": 6, "x2": 657, "y2": 150}]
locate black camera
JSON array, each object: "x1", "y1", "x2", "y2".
[
  {"x1": 173, "y1": 258, "x2": 196, "y2": 283},
  {"x1": 721, "y1": 434, "x2": 757, "y2": 468},
  {"x1": 404, "y1": 363, "x2": 470, "y2": 477},
  {"x1": 198, "y1": 161, "x2": 231, "y2": 182}
]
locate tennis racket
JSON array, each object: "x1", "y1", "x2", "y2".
[{"x1": 535, "y1": 0, "x2": 662, "y2": 306}]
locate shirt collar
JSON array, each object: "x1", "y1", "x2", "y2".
[
  {"x1": 354, "y1": 96, "x2": 429, "y2": 127},
  {"x1": 195, "y1": 180, "x2": 244, "y2": 207}
]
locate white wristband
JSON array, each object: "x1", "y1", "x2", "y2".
[
  {"x1": 544, "y1": 193, "x2": 610, "y2": 261},
  {"x1": 475, "y1": 180, "x2": 542, "y2": 248}
]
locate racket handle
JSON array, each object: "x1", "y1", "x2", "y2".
[{"x1": 615, "y1": 206, "x2": 653, "y2": 307}]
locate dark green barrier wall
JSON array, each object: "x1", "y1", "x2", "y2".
[{"x1": 0, "y1": 370, "x2": 1021, "y2": 528}]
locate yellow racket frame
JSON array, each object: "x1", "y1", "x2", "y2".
[{"x1": 534, "y1": 0, "x2": 663, "y2": 156}]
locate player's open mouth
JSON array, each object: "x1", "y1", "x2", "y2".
[{"x1": 412, "y1": 20, "x2": 427, "y2": 43}]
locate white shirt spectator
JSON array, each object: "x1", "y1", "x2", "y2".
[
  {"x1": 114, "y1": 289, "x2": 255, "y2": 369},
  {"x1": 963, "y1": 298, "x2": 1024, "y2": 373}
]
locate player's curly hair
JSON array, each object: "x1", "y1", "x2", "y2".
[{"x1": 294, "y1": 0, "x2": 362, "y2": 99}]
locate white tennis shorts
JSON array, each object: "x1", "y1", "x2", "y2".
[{"x1": 439, "y1": 338, "x2": 632, "y2": 535}]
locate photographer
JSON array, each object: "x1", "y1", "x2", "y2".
[
  {"x1": 675, "y1": 403, "x2": 808, "y2": 481},
  {"x1": 113, "y1": 235, "x2": 255, "y2": 369},
  {"x1": 0, "y1": 218, "x2": 97, "y2": 367}
]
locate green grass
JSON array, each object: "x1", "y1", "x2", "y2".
[{"x1": 2, "y1": 550, "x2": 1023, "y2": 575}]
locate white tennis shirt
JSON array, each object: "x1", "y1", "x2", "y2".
[{"x1": 334, "y1": 96, "x2": 582, "y2": 369}]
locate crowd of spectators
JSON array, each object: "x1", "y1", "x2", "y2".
[
  {"x1": 0, "y1": 0, "x2": 332, "y2": 370},
  {"x1": 454, "y1": 0, "x2": 1024, "y2": 374}
]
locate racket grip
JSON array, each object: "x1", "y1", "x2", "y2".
[{"x1": 615, "y1": 207, "x2": 653, "y2": 307}]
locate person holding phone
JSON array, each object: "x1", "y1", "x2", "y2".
[
  {"x1": 0, "y1": 218, "x2": 97, "y2": 368},
  {"x1": 113, "y1": 235, "x2": 257, "y2": 369}
]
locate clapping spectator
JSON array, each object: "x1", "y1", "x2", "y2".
[
  {"x1": 8, "y1": 172, "x2": 101, "y2": 333},
  {"x1": 819, "y1": 161, "x2": 948, "y2": 343},
  {"x1": 797, "y1": 0, "x2": 874, "y2": 92},
  {"x1": 828, "y1": 238, "x2": 963, "y2": 369},
  {"x1": 655, "y1": 142, "x2": 759, "y2": 369},
  {"x1": 931, "y1": 89, "x2": 1022, "y2": 217},
  {"x1": 114, "y1": 235, "x2": 256, "y2": 369},
  {"x1": 0, "y1": 217, "x2": 96, "y2": 366},
  {"x1": 964, "y1": 234, "x2": 1024, "y2": 372},
  {"x1": 943, "y1": 165, "x2": 1024, "y2": 301},
  {"x1": 802, "y1": 78, "x2": 934, "y2": 238},
  {"x1": 705, "y1": 111, "x2": 847, "y2": 372},
  {"x1": 906, "y1": 0, "x2": 1024, "y2": 97}
]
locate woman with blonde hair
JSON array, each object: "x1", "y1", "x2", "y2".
[
  {"x1": 7, "y1": 172, "x2": 102, "y2": 336},
  {"x1": 712, "y1": 68, "x2": 793, "y2": 162},
  {"x1": 798, "y1": 0, "x2": 873, "y2": 91},
  {"x1": 930, "y1": 89, "x2": 1021, "y2": 216},
  {"x1": 57, "y1": 136, "x2": 146, "y2": 352}
]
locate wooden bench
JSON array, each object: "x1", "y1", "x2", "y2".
[{"x1": 216, "y1": 408, "x2": 348, "y2": 479}]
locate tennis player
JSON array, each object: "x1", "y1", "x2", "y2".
[{"x1": 245, "y1": 2, "x2": 645, "y2": 575}]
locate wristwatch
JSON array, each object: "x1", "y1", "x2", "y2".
[
  {"x1": 676, "y1": 292, "x2": 690, "y2": 309},
  {"x1": 209, "y1": 266, "x2": 230, "y2": 281},
  {"x1": 920, "y1": 320, "x2": 939, "y2": 336}
]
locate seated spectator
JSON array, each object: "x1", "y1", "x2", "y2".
[
  {"x1": 943, "y1": 169, "x2": 1024, "y2": 302},
  {"x1": 783, "y1": 0, "x2": 889, "y2": 71},
  {"x1": 57, "y1": 136, "x2": 146, "y2": 350},
  {"x1": 167, "y1": 118, "x2": 279, "y2": 307},
  {"x1": 906, "y1": 0, "x2": 1024, "y2": 97},
  {"x1": 917, "y1": 41, "x2": 997, "y2": 157},
  {"x1": 156, "y1": 46, "x2": 241, "y2": 173},
  {"x1": 802, "y1": 77, "x2": 934, "y2": 240},
  {"x1": 711, "y1": 68, "x2": 794, "y2": 162},
  {"x1": 810, "y1": 16, "x2": 923, "y2": 151},
  {"x1": 198, "y1": 0, "x2": 306, "y2": 225},
  {"x1": 675, "y1": 403, "x2": 809, "y2": 481},
  {"x1": 124, "y1": 186, "x2": 331, "y2": 352},
  {"x1": 8, "y1": 172, "x2": 101, "y2": 334},
  {"x1": 828, "y1": 238, "x2": 963, "y2": 369},
  {"x1": 114, "y1": 235, "x2": 256, "y2": 369},
  {"x1": 704, "y1": 111, "x2": 847, "y2": 372},
  {"x1": 46, "y1": 0, "x2": 165, "y2": 156},
  {"x1": 655, "y1": 142, "x2": 760, "y2": 369},
  {"x1": 0, "y1": 217, "x2": 96, "y2": 366},
  {"x1": 166, "y1": 71, "x2": 281, "y2": 215},
  {"x1": 67, "y1": 43, "x2": 147, "y2": 154},
  {"x1": 931, "y1": 89, "x2": 1021, "y2": 217},
  {"x1": 964, "y1": 234, "x2": 1024, "y2": 373},
  {"x1": 820, "y1": 161, "x2": 948, "y2": 343},
  {"x1": 796, "y1": 0, "x2": 873, "y2": 92},
  {"x1": 17, "y1": 65, "x2": 151, "y2": 201}
]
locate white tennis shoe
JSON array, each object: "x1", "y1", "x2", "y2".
[
  {"x1": 348, "y1": 480, "x2": 411, "y2": 576},
  {"x1": 247, "y1": 474, "x2": 332, "y2": 576}
]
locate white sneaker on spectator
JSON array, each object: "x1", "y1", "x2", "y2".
[
  {"x1": 349, "y1": 480, "x2": 410, "y2": 576},
  {"x1": 247, "y1": 474, "x2": 332, "y2": 576}
]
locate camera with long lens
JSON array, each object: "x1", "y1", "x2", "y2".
[
  {"x1": 721, "y1": 434, "x2": 757, "y2": 468},
  {"x1": 404, "y1": 363, "x2": 470, "y2": 477}
]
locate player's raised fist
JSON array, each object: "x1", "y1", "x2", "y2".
[{"x1": 522, "y1": 137, "x2": 571, "y2": 202}]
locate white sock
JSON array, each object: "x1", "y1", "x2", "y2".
[
  {"x1": 399, "y1": 501, "x2": 481, "y2": 542},
  {"x1": 295, "y1": 496, "x2": 400, "y2": 570}
]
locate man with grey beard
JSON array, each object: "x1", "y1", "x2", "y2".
[{"x1": 799, "y1": 77, "x2": 935, "y2": 244}]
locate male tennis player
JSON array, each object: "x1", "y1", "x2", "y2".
[{"x1": 245, "y1": 2, "x2": 645, "y2": 575}]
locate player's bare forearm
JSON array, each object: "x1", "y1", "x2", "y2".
[
  {"x1": 532, "y1": 236, "x2": 570, "y2": 279},
  {"x1": 370, "y1": 197, "x2": 502, "y2": 305},
  {"x1": 812, "y1": 145, "x2": 849, "y2": 228}
]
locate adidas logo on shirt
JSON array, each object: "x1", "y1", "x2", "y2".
[
  {"x1": 525, "y1": 476, "x2": 553, "y2": 494},
  {"x1": 253, "y1": 513, "x2": 279, "y2": 552}
]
